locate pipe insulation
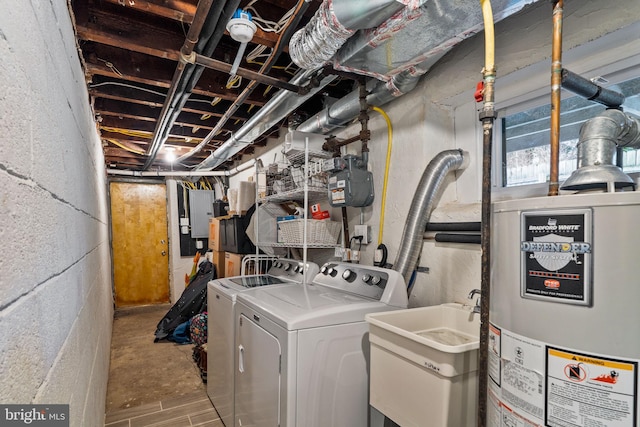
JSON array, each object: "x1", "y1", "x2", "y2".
[
  {"x1": 561, "y1": 109, "x2": 640, "y2": 190},
  {"x1": 393, "y1": 149, "x2": 465, "y2": 283},
  {"x1": 561, "y1": 69, "x2": 625, "y2": 108}
]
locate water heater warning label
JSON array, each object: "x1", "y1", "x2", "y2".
[
  {"x1": 546, "y1": 346, "x2": 638, "y2": 427},
  {"x1": 520, "y1": 209, "x2": 592, "y2": 306}
]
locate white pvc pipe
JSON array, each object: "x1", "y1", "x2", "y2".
[{"x1": 107, "y1": 159, "x2": 256, "y2": 177}]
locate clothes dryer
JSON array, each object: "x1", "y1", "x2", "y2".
[{"x1": 206, "y1": 259, "x2": 319, "y2": 427}]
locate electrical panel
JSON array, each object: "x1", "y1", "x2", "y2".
[{"x1": 188, "y1": 189, "x2": 217, "y2": 238}]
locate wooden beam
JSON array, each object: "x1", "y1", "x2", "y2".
[
  {"x1": 99, "y1": 116, "x2": 231, "y2": 140},
  {"x1": 88, "y1": 88, "x2": 251, "y2": 121},
  {"x1": 77, "y1": 24, "x2": 180, "y2": 61},
  {"x1": 99, "y1": 131, "x2": 226, "y2": 147},
  {"x1": 100, "y1": 0, "x2": 197, "y2": 23},
  {"x1": 83, "y1": 45, "x2": 267, "y2": 105},
  {"x1": 93, "y1": 97, "x2": 245, "y2": 130}
]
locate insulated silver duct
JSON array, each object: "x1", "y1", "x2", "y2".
[
  {"x1": 394, "y1": 149, "x2": 465, "y2": 283},
  {"x1": 561, "y1": 109, "x2": 640, "y2": 191},
  {"x1": 296, "y1": 72, "x2": 419, "y2": 133},
  {"x1": 289, "y1": 0, "x2": 412, "y2": 70}
]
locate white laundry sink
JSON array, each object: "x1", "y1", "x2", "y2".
[{"x1": 365, "y1": 303, "x2": 480, "y2": 427}]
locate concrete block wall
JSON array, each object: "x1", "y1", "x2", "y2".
[{"x1": 0, "y1": 0, "x2": 113, "y2": 425}]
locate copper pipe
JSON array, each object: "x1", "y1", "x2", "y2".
[{"x1": 549, "y1": 0, "x2": 563, "y2": 196}]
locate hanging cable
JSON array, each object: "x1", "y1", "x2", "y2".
[
  {"x1": 106, "y1": 139, "x2": 146, "y2": 155},
  {"x1": 371, "y1": 106, "x2": 393, "y2": 246}
]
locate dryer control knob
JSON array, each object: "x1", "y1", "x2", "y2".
[
  {"x1": 362, "y1": 274, "x2": 372, "y2": 284},
  {"x1": 320, "y1": 266, "x2": 328, "y2": 274},
  {"x1": 328, "y1": 267, "x2": 336, "y2": 276},
  {"x1": 342, "y1": 269, "x2": 353, "y2": 280},
  {"x1": 283, "y1": 264, "x2": 292, "y2": 271},
  {"x1": 371, "y1": 275, "x2": 382, "y2": 286}
]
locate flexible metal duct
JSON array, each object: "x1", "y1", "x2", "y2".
[
  {"x1": 561, "y1": 109, "x2": 640, "y2": 191},
  {"x1": 394, "y1": 149, "x2": 465, "y2": 283}
]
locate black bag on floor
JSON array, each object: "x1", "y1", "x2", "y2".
[{"x1": 154, "y1": 260, "x2": 215, "y2": 342}]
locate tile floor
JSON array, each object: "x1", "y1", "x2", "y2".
[
  {"x1": 104, "y1": 391, "x2": 221, "y2": 427},
  {"x1": 104, "y1": 304, "x2": 220, "y2": 426}
]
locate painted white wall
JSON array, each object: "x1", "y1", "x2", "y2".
[
  {"x1": 342, "y1": 0, "x2": 640, "y2": 308},
  {"x1": 228, "y1": 0, "x2": 640, "y2": 309},
  {"x1": 0, "y1": 1, "x2": 112, "y2": 425}
]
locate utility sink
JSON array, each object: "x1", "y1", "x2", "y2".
[{"x1": 365, "y1": 303, "x2": 480, "y2": 427}]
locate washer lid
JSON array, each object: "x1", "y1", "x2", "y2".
[
  {"x1": 237, "y1": 283, "x2": 396, "y2": 330},
  {"x1": 209, "y1": 274, "x2": 296, "y2": 299}
]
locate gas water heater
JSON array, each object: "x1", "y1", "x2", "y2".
[{"x1": 488, "y1": 191, "x2": 640, "y2": 426}]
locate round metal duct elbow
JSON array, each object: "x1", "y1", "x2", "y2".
[
  {"x1": 561, "y1": 109, "x2": 640, "y2": 191},
  {"x1": 394, "y1": 149, "x2": 465, "y2": 283}
]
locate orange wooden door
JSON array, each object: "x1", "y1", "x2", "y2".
[{"x1": 110, "y1": 182, "x2": 170, "y2": 306}]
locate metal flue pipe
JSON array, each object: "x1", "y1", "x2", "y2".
[
  {"x1": 393, "y1": 149, "x2": 465, "y2": 283},
  {"x1": 297, "y1": 71, "x2": 420, "y2": 134},
  {"x1": 561, "y1": 109, "x2": 640, "y2": 191},
  {"x1": 548, "y1": 0, "x2": 564, "y2": 196}
]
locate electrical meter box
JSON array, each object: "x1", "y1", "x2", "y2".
[{"x1": 328, "y1": 155, "x2": 374, "y2": 207}]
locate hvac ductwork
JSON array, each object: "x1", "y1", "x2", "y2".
[
  {"x1": 394, "y1": 149, "x2": 465, "y2": 283},
  {"x1": 561, "y1": 109, "x2": 640, "y2": 191},
  {"x1": 297, "y1": 72, "x2": 419, "y2": 133},
  {"x1": 289, "y1": 0, "x2": 414, "y2": 70},
  {"x1": 194, "y1": 0, "x2": 540, "y2": 171}
]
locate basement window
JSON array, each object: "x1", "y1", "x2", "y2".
[{"x1": 501, "y1": 75, "x2": 640, "y2": 187}]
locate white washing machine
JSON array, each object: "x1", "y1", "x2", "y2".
[
  {"x1": 233, "y1": 262, "x2": 408, "y2": 427},
  {"x1": 207, "y1": 259, "x2": 319, "y2": 427}
]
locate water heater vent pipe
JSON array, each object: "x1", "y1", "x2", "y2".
[{"x1": 560, "y1": 109, "x2": 640, "y2": 191}]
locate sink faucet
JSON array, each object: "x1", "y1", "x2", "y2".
[{"x1": 468, "y1": 289, "x2": 481, "y2": 314}]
